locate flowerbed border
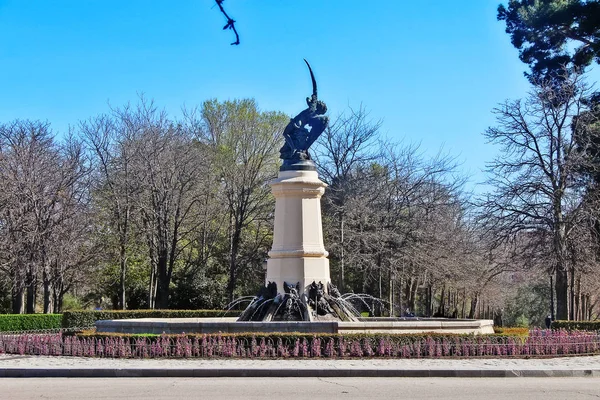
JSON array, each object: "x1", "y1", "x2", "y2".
[{"x1": 1, "y1": 329, "x2": 598, "y2": 359}]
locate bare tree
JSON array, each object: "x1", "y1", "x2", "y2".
[
  {"x1": 0, "y1": 121, "x2": 91, "y2": 313},
  {"x1": 479, "y1": 73, "x2": 591, "y2": 320},
  {"x1": 0, "y1": 120, "x2": 56, "y2": 312},
  {"x1": 45, "y1": 135, "x2": 95, "y2": 313},
  {"x1": 314, "y1": 105, "x2": 381, "y2": 291},
  {"x1": 81, "y1": 109, "x2": 139, "y2": 310},
  {"x1": 317, "y1": 113, "x2": 466, "y2": 316},
  {"x1": 131, "y1": 103, "x2": 208, "y2": 309}
]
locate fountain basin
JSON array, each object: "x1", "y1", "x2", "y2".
[
  {"x1": 95, "y1": 318, "x2": 494, "y2": 335},
  {"x1": 338, "y1": 318, "x2": 494, "y2": 334}
]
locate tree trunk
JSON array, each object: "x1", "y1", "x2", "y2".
[
  {"x1": 56, "y1": 294, "x2": 63, "y2": 314},
  {"x1": 148, "y1": 262, "x2": 156, "y2": 310},
  {"x1": 226, "y1": 228, "x2": 241, "y2": 304},
  {"x1": 144, "y1": 217, "x2": 157, "y2": 309},
  {"x1": 550, "y1": 274, "x2": 555, "y2": 320},
  {"x1": 226, "y1": 214, "x2": 242, "y2": 303},
  {"x1": 555, "y1": 266, "x2": 568, "y2": 320},
  {"x1": 52, "y1": 289, "x2": 59, "y2": 314},
  {"x1": 26, "y1": 270, "x2": 36, "y2": 314},
  {"x1": 403, "y1": 278, "x2": 410, "y2": 315},
  {"x1": 578, "y1": 290, "x2": 584, "y2": 321},
  {"x1": 12, "y1": 287, "x2": 25, "y2": 314},
  {"x1": 388, "y1": 270, "x2": 393, "y2": 317},
  {"x1": 155, "y1": 252, "x2": 170, "y2": 309},
  {"x1": 436, "y1": 285, "x2": 446, "y2": 317},
  {"x1": 399, "y1": 272, "x2": 403, "y2": 317},
  {"x1": 119, "y1": 245, "x2": 127, "y2": 310},
  {"x1": 43, "y1": 268, "x2": 53, "y2": 314},
  {"x1": 408, "y1": 278, "x2": 418, "y2": 313},
  {"x1": 569, "y1": 267, "x2": 575, "y2": 320},
  {"x1": 403, "y1": 277, "x2": 418, "y2": 314},
  {"x1": 52, "y1": 274, "x2": 64, "y2": 313},
  {"x1": 53, "y1": 286, "x2": 67, "y2": 314},
  {"x1": 468, "y1": 292, "x2": 479, "y2": 319},
  {"x1": 227, "y1": 258, "x2": 237, "y2": 305},
  {"x1": 426, "y1": 285, "x2": 433, "y2": 317},
  {"x1": 574, "y1": 275, "x2": 581, "y2": 321},
  {"x1": 378, "y1": 269, "x2": 383, "y2": 302},
  {"x1": 554, "y1": 207, "x2": 569, "y2": 320},
  {"x1": 340, "y1": 213, "x2": 345, "y2": 292}
]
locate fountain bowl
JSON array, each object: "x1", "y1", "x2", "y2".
[{"x1": 95, "y1": 317, "x2": 494, "y2": 335}]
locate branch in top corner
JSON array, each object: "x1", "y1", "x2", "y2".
[{"x1": 215, "y1": 0, "x2": 240, "y2": 45}]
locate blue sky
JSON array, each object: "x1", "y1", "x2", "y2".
[{"x1": 1, "y1": 1, "x2": 598, "y2": 189}]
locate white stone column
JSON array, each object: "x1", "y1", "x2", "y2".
[{"x1": 266, "y1": 169, "x2": 330, "y2": 296}]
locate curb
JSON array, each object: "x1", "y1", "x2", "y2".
[{"x1": 0, "y1": 368, "x2": 599, "y2": 378}]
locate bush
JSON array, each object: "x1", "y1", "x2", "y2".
[
  {"x1": 551, "y1": 320, "x2": 600, "y2": 331},
  {"x1": 61, "y1": 309, "x2": 241, "y2": 328},
  {"x1": 503, "y1": 283, "x2": 549, "y2": 327},
  {"x1": 493, "y1": 327, "x2": 530, "y2": 336},
  {"x1": 512, "y1": 315, "x2": 530, "y2": 328},
  {"x1": 0, "y1": 314, "x2": 62, "y2": 332},
  {"x1": 60, "y1": 294, "x2": 83, "y2": 311}
]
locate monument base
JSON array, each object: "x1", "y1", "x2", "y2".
[
  {"x1": 265, "y1": 257, "x2": 330, "y2": 298},
  {"x1": 237, "y1": 167, "x2": 361, "y2": 322}
]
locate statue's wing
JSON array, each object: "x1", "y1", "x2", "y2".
[{"x1": 304, "y1": 59, "x2": 317, "y2": 99}]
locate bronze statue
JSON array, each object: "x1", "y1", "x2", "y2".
[{"x1": 280, "y1": 60, "x2": 329, "y2": 170}]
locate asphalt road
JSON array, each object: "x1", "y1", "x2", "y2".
[{"x1": 2, "y1": 377, "x2": 600, "y2": 400}]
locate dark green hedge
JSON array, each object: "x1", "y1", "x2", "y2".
[
  {"x1": 0, "y1": 314, "x2": 62, "y2": 332},
  {"x1": 551, "y1": 320, "x2": 600, "y2": 331},
  {"x1": 62, "y1": 309, "x2": 241, "y2": 328}
]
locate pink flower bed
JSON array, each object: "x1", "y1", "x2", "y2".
[{"x1": 0, "y1": 329, "x2": 598, "y2": 359}]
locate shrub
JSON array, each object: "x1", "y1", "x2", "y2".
[
  {"x1": 0, "y1": 314, "x2": 62, "y2": 332},
  {"x1": 551, "y1": 320, "x2": 600, "y2": 331},
  {"x1": 493, "y1": 327, "x2": 529, "y2": 336},
  {"x1": 61, "y1": 309, "x2": 241, "y2": 329},
  {"x1": 513, "y1": 315, "x2": 530, "y2": 328},
  {"x1": 60, "y1": 294, "x2": 83, "y2": 311}
]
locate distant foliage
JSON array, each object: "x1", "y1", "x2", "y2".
[{"x1": 502, "y1": 283, "x2": 550, "y2": 328}]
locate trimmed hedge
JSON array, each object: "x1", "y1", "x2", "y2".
[
  {"x1": 551, "y1": 320, "x2": 600, "y2": 331},
  {"x1": 0, "y1": 314, "x2": 62, "y2": 332},
  {"x1": 61, "y1": 309, "x2": 241, "y2": 329}
]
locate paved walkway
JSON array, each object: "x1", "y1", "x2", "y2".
[{"x1": 1, "y1": 354, "x2": 600, "y2": 377}]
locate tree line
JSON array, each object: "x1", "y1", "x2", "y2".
[
  {"x1": 0, "y1": 89, "x2": 597, "y2": 325},
  {"x1": 0, "y1": 98, "x2": 480, "y2": 318}
]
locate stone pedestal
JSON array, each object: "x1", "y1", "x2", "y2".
[{"x1": 265, "y1": 169, "x2": 330, "y2": 295}]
